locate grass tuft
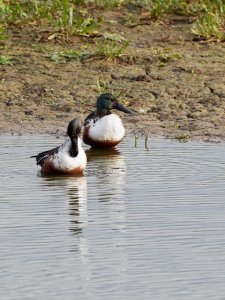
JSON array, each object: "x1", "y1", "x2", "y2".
[
  {"x1": 0, "y1": 25, "x2": 7, "y2": 40},
  {"x1": 0, "y1": 55, "x2": 13, "y2": 65},
  {"x1": 191, "y1": 2, "x2": 225, "y2": 41},
  {"x1": 95, "y1": 40, "x2": 129, "y2": 60},
  {"x1": 49, "y1": 49, "x2": 90, "y2": 63},
  {"x1": 151, "y1": 47, "x2": 182, "y2": 62},
  {"x1": 88, "y1": 0, "x2": 125, "y2": 9}
]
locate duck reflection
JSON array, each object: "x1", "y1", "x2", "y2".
[
  {"x1": 85, "y1": 148, "x2": 128, "y2": 276},
  {"x1": 41, "y1": 176, "x2": 87, "y2": 235},
  {"x1": 86, "y1": 147, "x2": 121, "y2": 161},
  {"x1": 86, "y1": 148, "x2": 126, "y2": 203},
  {"x1": 66, "y1": 176, "x2": 88, "y2": 235},
  {"x1": 41, "y1": 148, "x2": 128, "y2": 280}
]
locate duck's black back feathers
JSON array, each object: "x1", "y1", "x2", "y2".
[
  {"x1": 31, "y1": 146, "x2": 59, "y2": 166},
  {"x1": 84, "y1": 110, "x2": 112, "y2": 126}
]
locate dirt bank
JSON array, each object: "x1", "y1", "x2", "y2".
[{"x1": 1, "y1": 7, "x2": 225, "y2": 142}]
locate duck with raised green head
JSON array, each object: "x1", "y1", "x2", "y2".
[{"x1": 83, "y1": 93, "x2": 132, "y2": 148}]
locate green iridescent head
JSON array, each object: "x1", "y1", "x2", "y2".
[
  {"x1": 96, "y1": 93, "x2": 117, "y2": 111},
  {"x1": 96, "y1": 93, "x2": 132, "y2": 114}
]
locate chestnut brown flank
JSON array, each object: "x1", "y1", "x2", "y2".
[
  {"x1": 83, "y1": 126, "x2": 122, "y2": 148},
  {"x1": 41, "y1": 160, "x2": 84, "y2": 176}
]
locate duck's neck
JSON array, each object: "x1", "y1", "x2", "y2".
[
  {"x1": 69, "y1": 137, "x2": 79, "y2": 157},
  {"x1": 96, "y1": 108, "x2": 112, "y2": 118}
]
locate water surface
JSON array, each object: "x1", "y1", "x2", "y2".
[{"x1": 1, "y1": 135, "x2": 225, "y2": 300}]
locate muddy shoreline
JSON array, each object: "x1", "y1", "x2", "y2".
[{"x1": 1, "y1": 9, "x2": 225, "y2": 142}]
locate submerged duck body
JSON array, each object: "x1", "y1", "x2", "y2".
[
  {"x1": 83, "y1": 93, "x2": 131, "y2": 148},
  {"x1": 32, "y1": 119, "x2": 87, "y2": 175}
]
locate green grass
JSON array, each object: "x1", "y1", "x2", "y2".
[
  {"x1": 151, "y1": 47, "x2": 182, "y2": 62},
  {"x1": 0, "y1": 0, "x2": 101, "y2": 38},
  {"x1": 49, "y1": 49, "x2": 91, "y2": 63},
  {"x1": 191, "y1": 1, "x2": 225, "y2": 41},
  {"x1": 47, "y1": 37, "x2": 129, "y2": 63},
  {"x1": 132, "y1": 0, "x2": 225, "y2": 41},
  {"x1": 94, "y1": 40, "x2": 129, "y2": 59},
  {"x1": 0, "y1": 1, "x2": 224, "y2": 41},
  {"x1": 56, "y1": 14, "x2": 101, "y2": 37},
  {"x1": 148, "y1": 0, "x2": 177, "y2": 20},
  {"x1": 0, "y1": 25, "x2": 7, "y2": 40},
  {"x1": 102, "y1": 32, "x2": 127, "y2": 42},
  {"x1": 0, "y1": 55, "x2": 13, "y2": 65},
  {"x1": 55, "y1": 1, "x2": 102, "y2": 37},
  {"x1": 88, "y1": 0, "x2": 126, "y2": 8},
  {"x1": 96, "y1": 76, "x2": 112, "y2": 93},
  {"x1": 96, "y1": 76, "x2": 126, "y2": 99},
  {"x1": 192, "y1": 12, "x2": 225, "y2": 41}
]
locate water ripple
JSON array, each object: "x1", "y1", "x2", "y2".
[{"x1": 1, "y1": 135, "x2": 225, "y2": 299}]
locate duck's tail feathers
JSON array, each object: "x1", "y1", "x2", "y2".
[{"x1": 31, "y1": 147, "x2": 59, "y2": 166}]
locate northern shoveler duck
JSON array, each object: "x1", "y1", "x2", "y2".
[
  {"x1": 83, "y1": 93, "x2": 132, "y2": 148},
  {"x1": 32, "y1": 118, "x2": 87, "y2": 175}
]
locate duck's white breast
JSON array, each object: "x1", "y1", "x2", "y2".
[
  {"x1": 89, "y1": 114, "x2": 125, "y2": 141},
  {"x1": 52, "y1": 138, "x2": 87, "y2": 171}
]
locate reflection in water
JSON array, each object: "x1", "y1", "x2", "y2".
[
  {"x1": 66, "y1": 177, "x2": 88, "y2": 235},
  {"x1": 64, "y1": 176, "x2": 90, "y2": 280},
  {"x1": 86, "y1": 148, "x2": 126, "y2": 203},
  {"x1": 42, "y1": 176, "x2": 88, "y2": 235},
  {"x1": 86, "y1": 147, "x2": 121, "y2": 161},
  {"x1": 42, "y1": 175, "x2": 90, "y2": 284},
  {"x1": 2, "y1": 135, "x2": 225, "y2": 299},
  {"x1": 86, "y1": 148, "x2": 128, "y2": 285}
]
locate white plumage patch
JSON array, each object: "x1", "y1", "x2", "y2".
[
  {"x1": 52, "y1": 137, "x2": 86, "y2": 172},
  {"x1": 88, "y1": 114, "x2": 125, "y2": 142}
]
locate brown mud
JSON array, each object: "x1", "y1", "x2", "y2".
[{"x1": 1, "y1": 8, "x2": 225, "y2": 142}]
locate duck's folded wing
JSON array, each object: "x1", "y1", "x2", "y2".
[
  {"x1": 84, "y1": 112, "x2": 96, "y2": 126},
  {"x1": 31, "y1": 146, "x2": 60, "y2": 166}
]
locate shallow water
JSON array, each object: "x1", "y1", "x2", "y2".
[{"x1": 1, "y1": 135, "x2": 225, "y2": 300}]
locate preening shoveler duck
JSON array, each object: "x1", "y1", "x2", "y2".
[
  {"x1": 32, "y1": 118, "x2": 87, "y2": 175},
  {"x1": 83, "y1": 93, "x2": 132, "y2": 148}
]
